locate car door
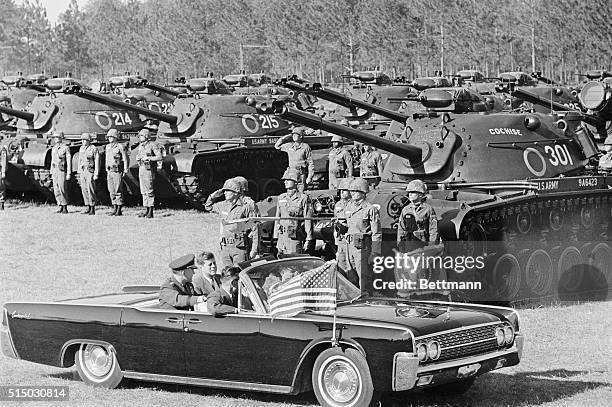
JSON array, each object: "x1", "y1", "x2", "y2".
[
  {"x1": 182, "y1": 310, "x2": 262, "y2": 382},
  {"x1": 119, "y1": 308, "x2": 186, "y2": 376}
]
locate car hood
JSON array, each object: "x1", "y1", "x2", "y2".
[{"x1": 336, "y1": 298, "x2": 501, "y2": 337}]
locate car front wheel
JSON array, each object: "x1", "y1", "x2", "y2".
[
  {"x1": 312, "y1": 347, "x2": 378, "y2": 407},
  {"x1": 75, "y1": 343, "x2": 123, "y2": 388}
]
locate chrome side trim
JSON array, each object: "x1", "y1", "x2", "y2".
[
  {"x1": 123, "y1": 371, "x2": 293, "y2": 394},
  {"x1": 414, "y1": 321, "x2": 502, "y2": 340},
  {"x1": 417, "y1": 346, "x2": 519, "y2": 374}
]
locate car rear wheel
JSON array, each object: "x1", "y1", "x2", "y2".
[
  {"x1": 75, "y1": 343, "x2": 123, "y2": 388},
  {"x1": 312, "y1": 347, "x2": 378, "y2": 407},
  {"x1": 423, "y1": 377, "x2": 476, "y2": 395}
]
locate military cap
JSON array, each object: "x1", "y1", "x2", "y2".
[
  {"x1": 52, "y1": 131, "x2": 65, "y2": 139},
  {"x1": 349, "y1": 178, "x2": 369, "y2": 194},
  {"x1": 291, "y1": 126, "x2": 307, "y2": 137},
  {"x1": 282, "y1": 168, "x2": 299, "y2": 182},
  {"x1": 168, "y1": 254, "x2": 197, "y2": 271},
  {"x1": 337, "y1": 177, "x2": 352, "y2": 191},
  {"x1": 106, "y1": 128, "x2": 119, "y2": 139},
  {"x1": 222, "y1": 178, "x2": 241, "y2": 193},
  {"x1": 331, "y1": 134, "x2": 345, "y2": 143},
  {"x1": 138, "y1": 128, "x2": 150, "y2": 139},
  {"x1": 234, "y1": 176, "x2": 248, "y2": 193},
  {"x1": 81, "y1": 132, "x2": 92, "y2": 141},
  {"x1": 406, "y1": 179, "x2": 427, "y2": 194}
]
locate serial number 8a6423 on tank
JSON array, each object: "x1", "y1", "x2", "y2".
[{"x1": 1, "y1": 256, "x2": 523, "y2": 407}]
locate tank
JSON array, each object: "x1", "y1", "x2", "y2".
[
  {"x1": 253, "y1": 98, "x2": 611, "y2": 305},
  {"x1": 105, "y1": 74, "x2": 177, "y2": 114},
  {"x1": 0, "y1": 73, "x2": 47, "y2": 110},
  {"x1": 579, "y1": 80, "x2": 612, "y2": 142}
]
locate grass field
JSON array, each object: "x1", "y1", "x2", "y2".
[{"x1": 1, "y1": 201, "x2": 611, "y2": 407}]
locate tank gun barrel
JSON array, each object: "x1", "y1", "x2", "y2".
[
  {"x1": 143, "y1": 81, "x2": 181, "y2": 97},
  {"x1": 257, "y1": 100, "x2": 422, "y2": 161},
  {"x1": 0, "y1": 105, "x2": 35, "y2": 122},
  {"x1": 70, "y1": 86, "x2": 178, "y2": 125},
  {"x1": 285, "y1": 81, "x2": 410, "y2": 123}
]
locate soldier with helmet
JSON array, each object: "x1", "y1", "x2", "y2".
[
  {"x1": 78, "y1": 132, "x2": 100, "y2": 215},
  {"x1": 105, "y1": 128, "x2": 129, "y2": 216},
  {"x1": 327, "y1": 134, "x2": 353, "y2": 189},
  {"x1": 136, "y1": 128, "x2": 162, "y2": 218},
  {"x1": 274, "y1": 126, "x2": 314, "y2": 192},
  {"x1": 345, "y1": 178, "x2": 382, "y2": 292},
  {"x1": 333, "y1": 177, "x2": 353, "y2": 278},
  {"x1": 360, "y1": 144, "x2": 384, "y2": 188},
  {"x1": 50, "y1": 131, "x2": 71, "y2": 214},
  {"x1": 397, "y1": 179, "x2": 438, "y2": 252},
  {"x1": 205, "y1": 177, "x2": 260, "y2": 266},
  {"x1": 598, "y1": 135, "x2": 612, "y2": 171},
  {"x1": 231, "y1": 175, "x2": 261, "y2": 256},
  {"x1": 274, "y1": 168, "x2": 313, "y2": 255}
]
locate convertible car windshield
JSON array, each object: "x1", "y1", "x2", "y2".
[{"x1": 241, "y1": 257, "x2": 361, "y2": 313}]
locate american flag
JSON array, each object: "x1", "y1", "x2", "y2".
[{"x1": 269, "y1": 260, "x2": 337, "y2": 318}]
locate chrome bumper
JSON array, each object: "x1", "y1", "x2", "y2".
[{"x1": 393, "y1": 334, "x2": 524, "y2": 392}]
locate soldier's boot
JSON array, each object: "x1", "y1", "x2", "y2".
[
  {"x1": 108, "y1": 205, "x2": 117, "y2": 216},
  {"x1": 146, "y1": 206, "x2": 154, "y2": 219},
  {"x1": 89, "y1": 206, "x2": 96, "y2": 215},
  {"x1": 61, "y1": 205, "x2": 69, "y2": 214},
  {"x1": 82, "y1": 206, "x2": 91, "y2": 214},
  {"x1": 56, "y1": 206, "x2": 63, "y2": 213},
  {"x1": 115, "y1": 205, "x2": 123, "y2": 216},
  {"x1": 138, "y1": 207, "x2": 148, "y2": 217}
]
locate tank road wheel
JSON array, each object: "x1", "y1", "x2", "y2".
[
  {"x1": 247, "y1": 179, "x2": 260, "y2": 201},
  {"x1": 75, "y1": 343, "x2": 123, "y2": 388},
  {"x1": 524, "y1": 249, "x2": 554, "y2": 296},
  {"x1": 491, "y1": 254, "x2": 521, "y2": 301},
  {"x1": 261, "y1": 178, "x2": 283, "y2": 199},
  {"x1": 557, "y1": 246, "x2": 584, "y2": 293},
  {"x1": 589, "y1": 243, "x2": 612, "y2": 285},
  {"x1": 312, "y1": 348, "x2": 378, "y2": 407}
]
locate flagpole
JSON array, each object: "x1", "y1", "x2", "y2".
[{"x1": 331, "y1": 262, "x2": 338, "y2": 347}]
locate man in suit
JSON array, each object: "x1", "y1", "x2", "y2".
[
  {"x1": 159, "y1": 254, "x2": 206, "y2": 310},
  {"x1": 207, "y1": 266, "x2": 241, "y2": 317},
  {"x1": 192, "y1": 251, "x2": 221, "y2": 298}
]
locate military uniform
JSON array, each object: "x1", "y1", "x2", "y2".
[
  {"x1": 275, "y1": 191, "x2": 312, "y2": 255},
  {"x1": 205, "y1": 184, "x2": 260, "y2": 267},
  {"x1": 136, "y1": 134, "x2": 162, "y2": 212},
  {"x1": 397, "y1": 202, "x2": 439, "y2": 252},
  {"x1": 277, "y1": 139, "x2": 314, "y2": 190},
  {"x1": 328, "y1": 145, "x2": 353, "y2": 189},
  {"x1": 78, "y1": 136, "x2": 100, "y2": 210},
  {"x1": 50, "y1": 134, "x2": 72, "y2": 210},
  {"x1": 0, "y1": 143, "x2": 7, "y2": 209},
  {"x1": 159, "y1": 254, "x2": 204, "y2": 310},
  {"x1": 333, "y1": 196, "x2": 352, "y2": 278},
  {"x1": 345, "y1": 179, "x2": 382, "y2": 292},
  {"x1": 360, "y1": 149, "x2": 383, "y2": 188},
  {"x1": 105, "y1": 130, "x2": 129, "y2": 208}
]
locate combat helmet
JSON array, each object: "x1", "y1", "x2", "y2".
[
  {"x1": 338, "y1": 177, "x2": 352, "y2": 191},
  {"x1": 282, "y1": 168, "x2": 299, "y2": 183},
  {"x1": 331, "y1": 134, "x2": 344, "y2": 143},
  {"x1": 81, "y1": 132, "x2": 92, "y2": 141},
  {"x1": 106, "y1": 128, "x2": 119, "y2": 139},
  {"x1": 221, "y1": 178, "x2": 241, "y2": 193},
  {"x1": 406, "y1": 179, "x2": 427, "y2": 194},
  {"x1": 138, "y1": 128, "x2": 150, "y2": 139},
  {"x1": 349, "y1": 178, "x2": 369, "y2": 194}
]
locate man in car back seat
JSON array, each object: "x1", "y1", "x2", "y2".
[
  {"x1": 207, "y1": 266, "x2": 241, "y2": 316},
  {"x1": 159, "y1": 254, "x2": 206, "y2": 310},
  {"x1": 192, "y1": 251, "x2": 221, "y2": 298}
]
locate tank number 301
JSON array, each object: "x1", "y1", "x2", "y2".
[
  {"x1": 242, "y1": 114, "x2": 280, "y2": 133},
  {"x1": 523, "y1": 144, "x2": 574, "y2": 176}
]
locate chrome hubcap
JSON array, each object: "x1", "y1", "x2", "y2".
[
  {"x1": 83, "y1": 345, "x2": 112, "y2": 377},
  {"x1": 323, "y1": 360, "x2": 360, "y2": 403}
]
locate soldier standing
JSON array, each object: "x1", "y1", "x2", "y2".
[
  {"x1": 78, "y1": 133, "x2": 100, "y2": 215},
  {"x1": 345, "y1": 178, "x2": 382, "y2": 293},
  {"x1": 136, "y1": 128, "x2": 162, "y2": 218},
  {"x1": 274, "y1": 126, "x2": 314, "y2": 192},
  {"x1": 50, "y1": 132, "x2": 71, "y2": 214},
  {"x1": 328, "y1": 134, "x2": 353, "y2": 189},
  {"x1": 105, "y1": 129, "x2": 129, "y2": 216},
  {"x1": 360, "y1": 144, "x2": 384, "y2": 188},
  {"x1": 397, "y1": 180, "x2": 438, "y2": 252},
  {"x1": 234, "y1": 175, "x2": 261, "y2": 254},
  {"x1": 333, "y1": 178, "x2": 353, "y2": 278},
  {"x1": 205, "y1": 178, "x2": 260, "y2": 266},
  {"x1": 274, "y1": 168, "x2": 313, "y2": 255},
  {"x1": 0, "y1": 142, "x2": 7, "y2": 210}
]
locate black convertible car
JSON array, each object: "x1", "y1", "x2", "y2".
[{"x1": 2, "y1": 256, "x2": 523, "y2": 407}]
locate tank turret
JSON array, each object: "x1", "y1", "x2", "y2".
[{"x1": 255, "y1": 98, "x2": 611, "y2": 305}]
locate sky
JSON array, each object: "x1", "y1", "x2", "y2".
[{"x1": 17, "y1": 0, "x2": 91, "y2": 25}]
